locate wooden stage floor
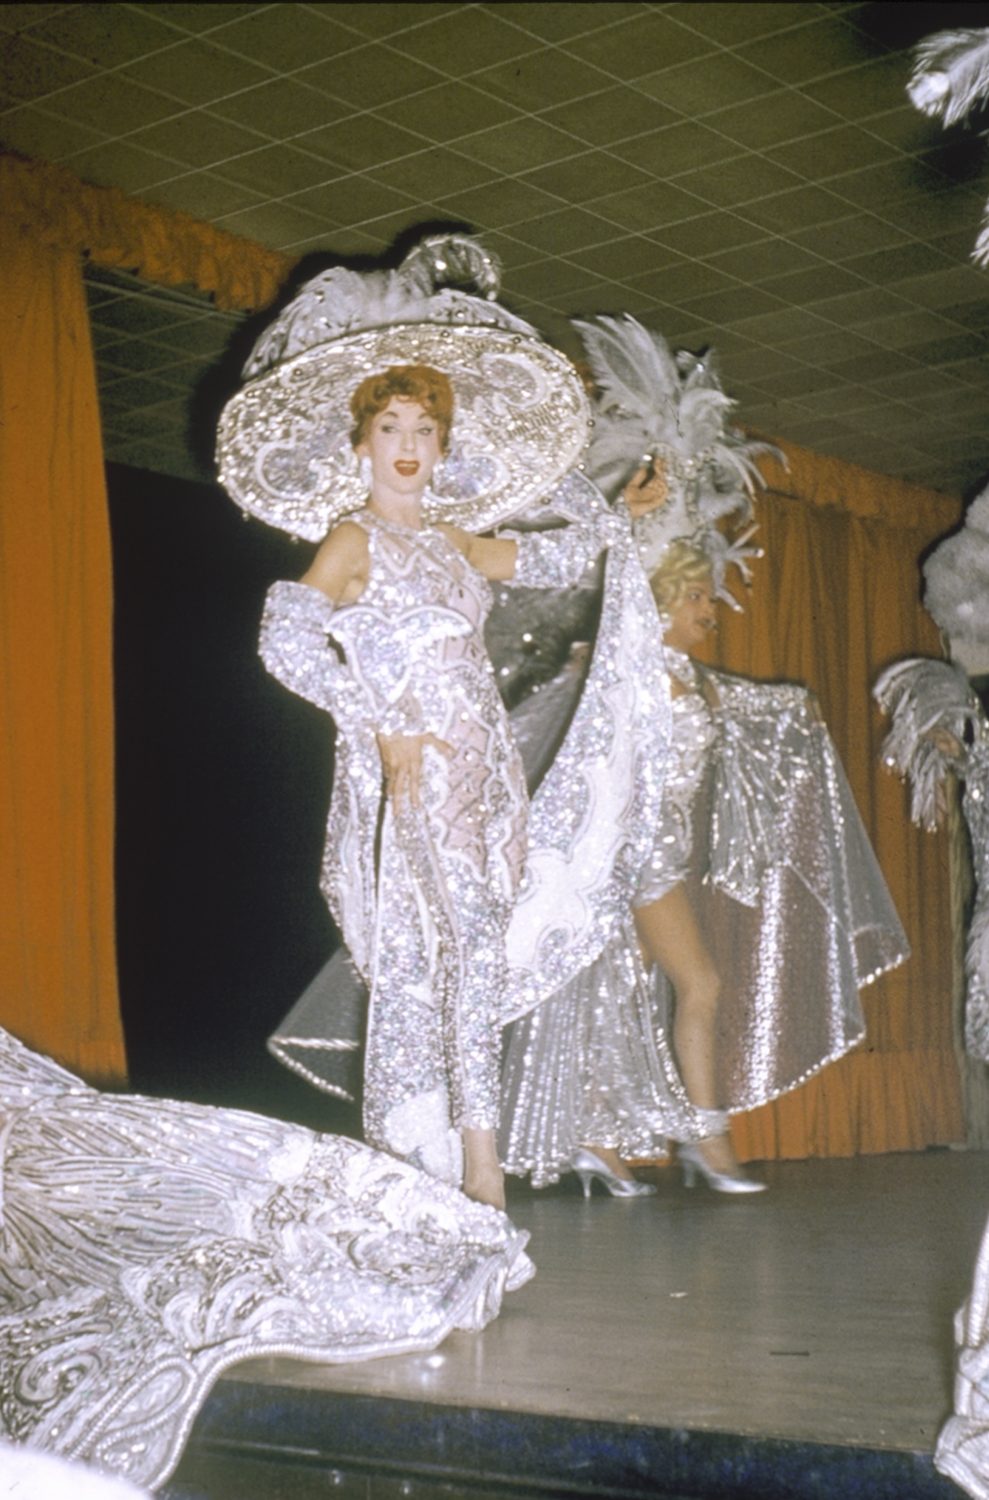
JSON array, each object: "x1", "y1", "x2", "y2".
[{"x1": 173, "y1": 1150, "x2": 989, "y2": 1497}]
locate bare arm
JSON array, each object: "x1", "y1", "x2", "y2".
[
  {"x1": 436, "y1": 522, "x2": 517, "y2": 581},
  {"x1": 301, "y1": 520, "x2": 370, "y2": 603}
]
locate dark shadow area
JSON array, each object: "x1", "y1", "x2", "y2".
[{"x1": 107, "y1": 462, "x2": 355, "y2": 1134}]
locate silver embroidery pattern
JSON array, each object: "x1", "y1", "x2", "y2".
[{"x1": 0, "y1": 1029, "x2": 533, "y2": 1493}]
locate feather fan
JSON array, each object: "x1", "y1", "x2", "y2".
[
  {"x1": 874, "y1": 656, "x2": 978, "y2": 829},
  {"x1": 907, "y1": 27, "x2": 989, "y2": 265}
]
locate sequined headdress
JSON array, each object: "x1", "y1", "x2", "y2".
[
  {"x1": 217, "y1": 235, "x2": 591, "y2": 539},
  {"x1": 574, "y1": 314, "x2": 780, "y2": 603}
]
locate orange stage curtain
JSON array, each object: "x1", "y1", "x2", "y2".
[
  {"x1": 0, "y1": 216, "x2": 126, "y2": 1081},
  {"x1": 694, "y1": 440, "x2": 965, "y2": 1159}
]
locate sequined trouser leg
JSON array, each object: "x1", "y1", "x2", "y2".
[{"x1": 362, "y1": 808, "x2": 508, "y2": 1178}]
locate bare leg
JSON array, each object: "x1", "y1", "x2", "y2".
[
  {"x1": 462, "y1": 1127, "x2": 506, "y2": 1210},
  {"x1": 634, "y1": 885, "x2": 739, "y2": 1174}
]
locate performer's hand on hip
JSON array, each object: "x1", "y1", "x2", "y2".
[{"x1": 377, "y1": 732, "x2": 453, "y2": 810}]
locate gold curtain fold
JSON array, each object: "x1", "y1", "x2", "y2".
[
  {"x1": 696, "y1": 440, "x2": 965, "y2": 1159},
  {"x1": 0, "y1": 217, "x2": 126, "y2": 1082},
  {"x1": 0, "y1": 152, "x2": 293, "y2": 310}
]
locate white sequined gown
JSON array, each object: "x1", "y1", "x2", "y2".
[
  {"x1": 0, "y1": 1027, "x2": 532, "y2": 1493},
  {"x1": 263, "y1": 512, "x2": 527, "y2": 1184}
]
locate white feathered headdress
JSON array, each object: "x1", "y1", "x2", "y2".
[
  {"x1": 923, "y1": 483, "x2": 989, "y2": 648},
  {"x1": 907, "y1": 27, "x2": 989, "y2": 265},
  {"x1": 874, "y1": 656, "x2": 979, "y2": 829},
  {"x1": 574, "y1": 315, "x2": 780, "y2": 604}
]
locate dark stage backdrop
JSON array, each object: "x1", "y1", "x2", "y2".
[{"x1": 107, "y1": 463, "x2": 356, "y2": 1134}]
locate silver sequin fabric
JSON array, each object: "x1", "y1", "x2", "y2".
[
  {"x1": 260, "y1": 498, "x2": 620, "y2": 1182},
  {"x1": 0, "y1": 1028, "x2": 532, "y2": 1493}
]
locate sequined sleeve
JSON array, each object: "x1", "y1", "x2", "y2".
[
  {"x1": 259, "y1": 580, "x2": 376, "y2": 738},
  {"x1": 503, "y1": 506, "x2": 626, "y2": 589}
]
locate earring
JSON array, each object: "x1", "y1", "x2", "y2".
[
  {"x1": 658, "y1": 610, "x2": 672, "y2": 631},
  {"x1": 359, "y1": 455, "x2": 372, "y2": 490}
]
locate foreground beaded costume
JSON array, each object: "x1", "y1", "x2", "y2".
[
  {"x1": 260, "y1": 480, "x2": 637, "y2": 1182},
  {"x1": 0, "y1": 1027, "x2": 532, "y2": 1492},
  {"x1": 500, "y1": 643, "x2": 909, "y2": 1183}
]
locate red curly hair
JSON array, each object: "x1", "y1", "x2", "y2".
[{"x1": 350, "y1": 365, "x2": 454, "y2": 451}]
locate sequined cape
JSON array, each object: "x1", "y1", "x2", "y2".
[
  {"x1": 499, "y1": 660, "x2": 909, "y2": 1180},
  {"x1": 0, "y1": 1027, "x2": 532, "y2": 1494},
  {"x1": 936, "y1": 1208, "x2": 989, "y2": 1499},
  {"x1": 668, "y1": 666, "x2": 909, "y2": 1111}
]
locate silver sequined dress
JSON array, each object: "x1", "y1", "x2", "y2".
[
  {"x1": 0, "y1": 1027, "x2": 532, "y2": 1493},
  {"x1": 260, "y1": 495, "x2": 623, "y2": 1185}
]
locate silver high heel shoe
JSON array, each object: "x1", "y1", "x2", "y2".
[
  {"x1": 571, "y1": 1147, "x2": 657, "y2": 1199},
  {"x1": 679, "y1": 1141, "x2": 767, "y2": 1195}
]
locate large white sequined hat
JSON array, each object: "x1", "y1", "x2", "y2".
[{"x1": 217, "y1": 235, "x2": 591, "y2": 540}]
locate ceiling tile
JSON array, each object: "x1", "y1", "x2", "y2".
[
  {"x1": 41, "y1": 74, "x2": 181, "y2": 133},
  {"x1": 651, "y1": 211, "x2": 768, "y2": 258},
  {"x1": 811, "y1": 286, "x2": 914, "y2": 324},
  {"x1": 521, "y1": 151, "x2": 653, "y2": 204},
  {"x1": 147, "y1": 170, "x2": 267, "y2": 220},
  {"x1": 368, "y1": 147, "x2": 498, "y2": 201},
  {"x1": 679, "y1": 285, "x2": 786, "y2": 325},
  {"x1": 570, "y1": 237, "x2": 686, "y2": 280},
  {"x1": 488, "y1": 3, "x2": 643, "y2": 44},
  {"x1": 768, "y1": 125, "x2": 898, "y2": 181},
  {"x1": 827, "y1": 158, "x2": 946, "y2": 210},
  {"x1": 610, "y1": 121, "x2": 746, "y2": 177},
  {"x1": 508, "y1": 258, "x2": 606, "y2": 300},
  {"x1": 471, "y1": 48, "x2": 611, "y2": 111},
  {"x1": 0, "y1": 31, "x2": 97, "y2": 101},
  {"x1": 385, "y1": 6, "x2": 539, "y2": 73},
  {"x1": 385, "y1": 81, "x2": 522, "y2": 142},
  {"x1": 734, "y1": 18, "x2": 874, "y2": 85},
  {"x1": 286, "y1": 173, "x2": 416, "y2": 229},
  {"x1": 127, "y1": 110, "x2": 267, "y2": 171},
  {"x1": 0, "y1": 102, "x2": 107, "y2": 160},
  {"x1": 122, "y1": 37, "x2": 275, "y2": 106},
  {"x1": 561, "y1": 11, "x2": 710, "y2": 79},
  {"x1": 704, "y1": 90, "x2": 842, "y2": 151},
  {"x1": 590, "y1": 179, "x2": 711, "y2": 233},
  {"x1": 317, "y1": 4, "x2": 467, "y2": 41},
  {"x1": 128, "y1": 5, "x2": 269, "y2": 36},
  {"x1": 742, "y1": 184, "x2": 864, "y2": 232},
  {"x1": 783, "y1": 329, "x2": 896, "y2": 367},
  {"x1": 805, "y1": 383, "x2": 888, "y2": 414},
  {"x1": 755, "y1": 366, "x2": 845, "y2": 398},
  {"x1": 801, "y1": 54, "x2": 917, "y2": 121},
  {"x1": 0, "y1": 6, "x2": 67, "y2": 33},
  {"x1": 854, "y1": 309, "x2": 963, "y2": 351},
  {"x1": 786, "y1": 213, "x2": 908, "y2": 260},
  {"x1": 625, "y1": 260, "x2": 738, "y2": 302},
  {"x1": 826, "y1": 348, "x2": 922, "y2": 382},
  {"x1": 510, "y1": 207, "x2": 621, "y2": 254},
  {"x1": 60, "y1": 138, "x2": 184, "y2": 193},
  {"x1": 299, "y1": 44, "x2": 445, "y2": 109},
  {"x1": 213, "y1": 143, "x2": 337, "y2": 197},
  {"x1": 538, "y1": 86, "x2": 681, "y2": 147},
  {"x1": 863, "y1": 104, "x2": 942, "y2": 154},
  {"x1": 294, "y1": 113, "x2": 431, "y2": 172},
  {"x1": 207, "y1": 77, "x2": 349, "y2": 138},
  {"x1": 730, "y1": 306, "x2": 836, "y2": 344},
  {"x1": 635, "y1": 53, "x2": 776, "y2": 114},
  {"x1": 671, "y1": 153, "x2": 803, "y2": 208},
  {"x1": 843, "y1": 242, "x2": 955, "y2": 285},
  {"x1": 29, "y1": 5, "x2": 179, "y2": 67},
  {"x1": 704, "y1": 237, "x2": 823, "y2": 282},
  {"x1": 669, "y1": 3, "x2": 822, "y2": 46},
  {"x1": 890, "y1": 264, "x2": 989, "y2": 310},
  {"x1": 453, "y1": 116, "x2": 582, "y2": 173},
  {"x1": 433, "y1": 176, "x2": 563, "y2": 230},
  {"x1": 212, "y1": 200, "x2": 328, "y2": 248},
  {"x1": 209, "y1": 5, "x2": 362, "y2": 72},
  {"x1": 759, "y1": 264, "x2": 870, "y2": 305}
]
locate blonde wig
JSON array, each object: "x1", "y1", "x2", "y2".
[{"x1": 650, "y1": 539, "x2": 714, "y2": 616}]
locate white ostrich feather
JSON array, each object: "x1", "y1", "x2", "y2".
[
  {"x1": 923, "y1": 484, "x2": 989, "y2": 645},
  {"x1": 874, "y1": 656, "x2": 978, "y2": 829},
  {"x1": 574, "y1": 314, "x2": 781, "y2": 589},
  {"x1": 907, "y1": 28, "x2": 989, "y2": 266},
  {"x1": 243, "y1": 234, "x2": 530, "y2": 378},
  {"x1": 908, "y1": 28, "x2": 989, "y2": 125}
]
